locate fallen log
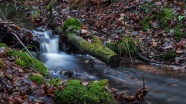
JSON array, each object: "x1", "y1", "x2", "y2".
[
  {"x1": 61, "y1": 18, "x2": 120, "y2": 68},
  {"x1": 67, "y1": 32, "x2": 121, "y2": 68}
]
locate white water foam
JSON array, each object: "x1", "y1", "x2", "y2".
[{"x1": 33, "y1": 30, "x2": 59, "y2": 53}]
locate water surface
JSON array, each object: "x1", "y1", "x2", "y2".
[{"x1": 39, "y1": 52, "x2": 186, "y2": 104}]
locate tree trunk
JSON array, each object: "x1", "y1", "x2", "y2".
[{"x1": 67, "y1": 32, "x2": 120, "y2": 68}]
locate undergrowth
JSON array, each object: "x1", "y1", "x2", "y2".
[
  {"x1": 48, "y1": 78, "x2": 62, "y2": 87},
  {"x1": 0, "y1": 43, "x2": 8, "y2": 48},
  {"x1": 155, "y1": 8, "x2": 175, "y2": 33},
  {"x1": 54, "y1": 79, "x2": 115, "y2": 104},
  {"x1": 163, "y1": 50, "x2": 177, "y2": 60},
  {"x1": 142, "y1": 17, "x2": 150, "y2": 31},
  {"x1": 117, "y1": 37, "x2": 138, "y2": 58},
  {"x1": 173, "y1": 24, "x2": 185, "y2": 41},
  {"x1": 7, "y1": 50, "x2": 48, "y2": 76},
  {"x1": 106, "y1": 37, "x2": 138, "y2": 59}
]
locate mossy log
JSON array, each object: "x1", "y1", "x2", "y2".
[{"x1": 67, "y1": 32, "x2": 120, "y2": 68}]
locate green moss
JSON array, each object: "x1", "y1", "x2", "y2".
[
  {"x1": 48, "y1": 78, "x2": 62, "y2": 87},
  {"x1": 0, "y1": 60, "x2": 3, "y2": 67},
  {"x1": 142, "y1": 17, "x2": 150, "y2": 31},
  {"x1": 140, "y1": 2, "x2": 154, "y2": 13},
  {"x1": 54, "y1": 79, "x2": 115, "y2": 104},
  {"x1": 15, "y1": 59, "x2": 26, "y2": 67},
  {"x1": 47, "y1": 0, "x2": 56, "y2": 10},
  {"x1": 174, "y1": 24, "x2": 185, "y2": 41},
  {"x1": 62, "y1": 18, "x2": 81, "y2": 32},
  {"x1": 7, "y1": 50, "x2": 48, "y2": 76},
  {"x1": 0, "y1": 43, "x2": 8, "y2": 48},
  {"x1": 155, "y1": 8, "x2": 175, "y2": 33},
  {"x1": 159, "y1": 18, "x2": 170, "y2": 33},
  {"x1": 162, "y1": 8, "x2": 174, "y2": 20},
  {"x1": 163, "y1": 50, "x2": 177, "y2": 60},
  {"x1": 105, "y1": 42, "x2": 118, "y2": 52},
  {"x1": 31, "y1": 8, "x2": 41, "y2": 18},
  {"x1": 30, "y1": 74, "x2": 44, "y2": 85},
  {"x1": 34, "y1": 60, "x2": 48, "y2": 76}
]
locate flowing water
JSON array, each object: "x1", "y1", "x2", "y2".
[{"x1": 36, "y1": 31, "x2": 186, "y2": 104}]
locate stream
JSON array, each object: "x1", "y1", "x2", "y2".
[
  {"x1": 1, "y1": 1, "x2": 186, "y2": 103},
  {"x1": 36, "y1": 30, "x2": 186, "y2": 104}
]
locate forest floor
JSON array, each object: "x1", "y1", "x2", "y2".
[{"x1": 24, "y1": 0, "x2": 186, "y2": 70}]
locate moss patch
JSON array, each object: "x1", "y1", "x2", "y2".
[
  {"x1": 174, "y1": 24, "x2": 185, "y2": 41},
  {"x1": 54, "y1": 79, "x2": 115, "y2": 104},
  {"x1": 15, "y1": 59, "x2": 26, "y2": 67},
  {"x1": 48, "y1": 78, "x2": 62, "y2": 87},
  {"x1": 163, "y1": 50, "x2": 177, "y2": 60},
  {"x1": 0, "y1": 60, "x2": 3, "y2": 67},
  {"x1": 142, "y1": 17, "x2": 150, "y2": 31},
  {"x1": 31, "y1": 8, "x2": 41, "y2": 18},
  {"x1": 7, "y1": 50, "x2": 48, "y2": 76},
  {"x1": 0, "y1": 43, "x2": 8, "y2": 48},
  {"x1": 30, "y1": 74, "x2": 44, "y2": 85},
  {"x1": 47, "y1": 0, "x2": 56, "y2": 10},
  {"x1": 155, "y1": 8, "x2": 175, "y2": 33},
  {"x1": 62, "y1": 18, "x2": 81, "y2": 32}
]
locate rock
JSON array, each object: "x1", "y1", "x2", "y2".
[
  {"x1": 0, "y1": 47, "x2": 6, "y2": 53},
  {"x1": 0, "y1": 70, "x2": 4, "y2": 78}
]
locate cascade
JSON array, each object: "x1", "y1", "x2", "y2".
[{"x1": 33, "y1": 30, "x2": 59, "y2": 53}]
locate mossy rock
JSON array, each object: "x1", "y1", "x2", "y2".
[
  {"x1": 7, "y1": 50, "x2": 48, "y2": 76},
  {"x1": 163, "y1": 50, "x2": 177, "y2": 60},
  {"x1": 30, "y1": 74, "x2": 44, "y2": 85},
  {"x1": 174, "y1": 24, "x2": 185, "y2": 41},
  {"x1": 54, "y1": 79, "x2": 115, "y2": 104},
  {"x1": 62, "y1": 18, "x2": 81, "y2": 32}
]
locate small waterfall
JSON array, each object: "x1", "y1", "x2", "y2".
[{"x1": 33, "y1": 30, "x2": 59, "y2": 53}]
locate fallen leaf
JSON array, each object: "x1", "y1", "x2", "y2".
[
  {"x1": 176, "y1": 48, "x2": 183, "y2": 54},
  {"x1": 47, "y1": 87, "x2": 56, "y2": 94}
]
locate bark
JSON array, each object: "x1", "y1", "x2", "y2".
[{"x1": 67, "y1": 32, "x2": 120, "y2": 68}]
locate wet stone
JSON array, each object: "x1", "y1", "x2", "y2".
[{"x1": 0, "y1": 47, "x2": 6, "y2": 53}]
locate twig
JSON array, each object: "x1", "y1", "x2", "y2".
[
  {"x1": 0, "y1": 9, "x2": 36, "y2": 59},
  {"x1": 7, "y1": 26, "x2": 36, "y2": 59},
  {"x1": 137, "y1": 52, "x2": 164, "y2": 64},
  {"x1": 0, "y1": 22, "x2": 14, "y2": 24}
]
